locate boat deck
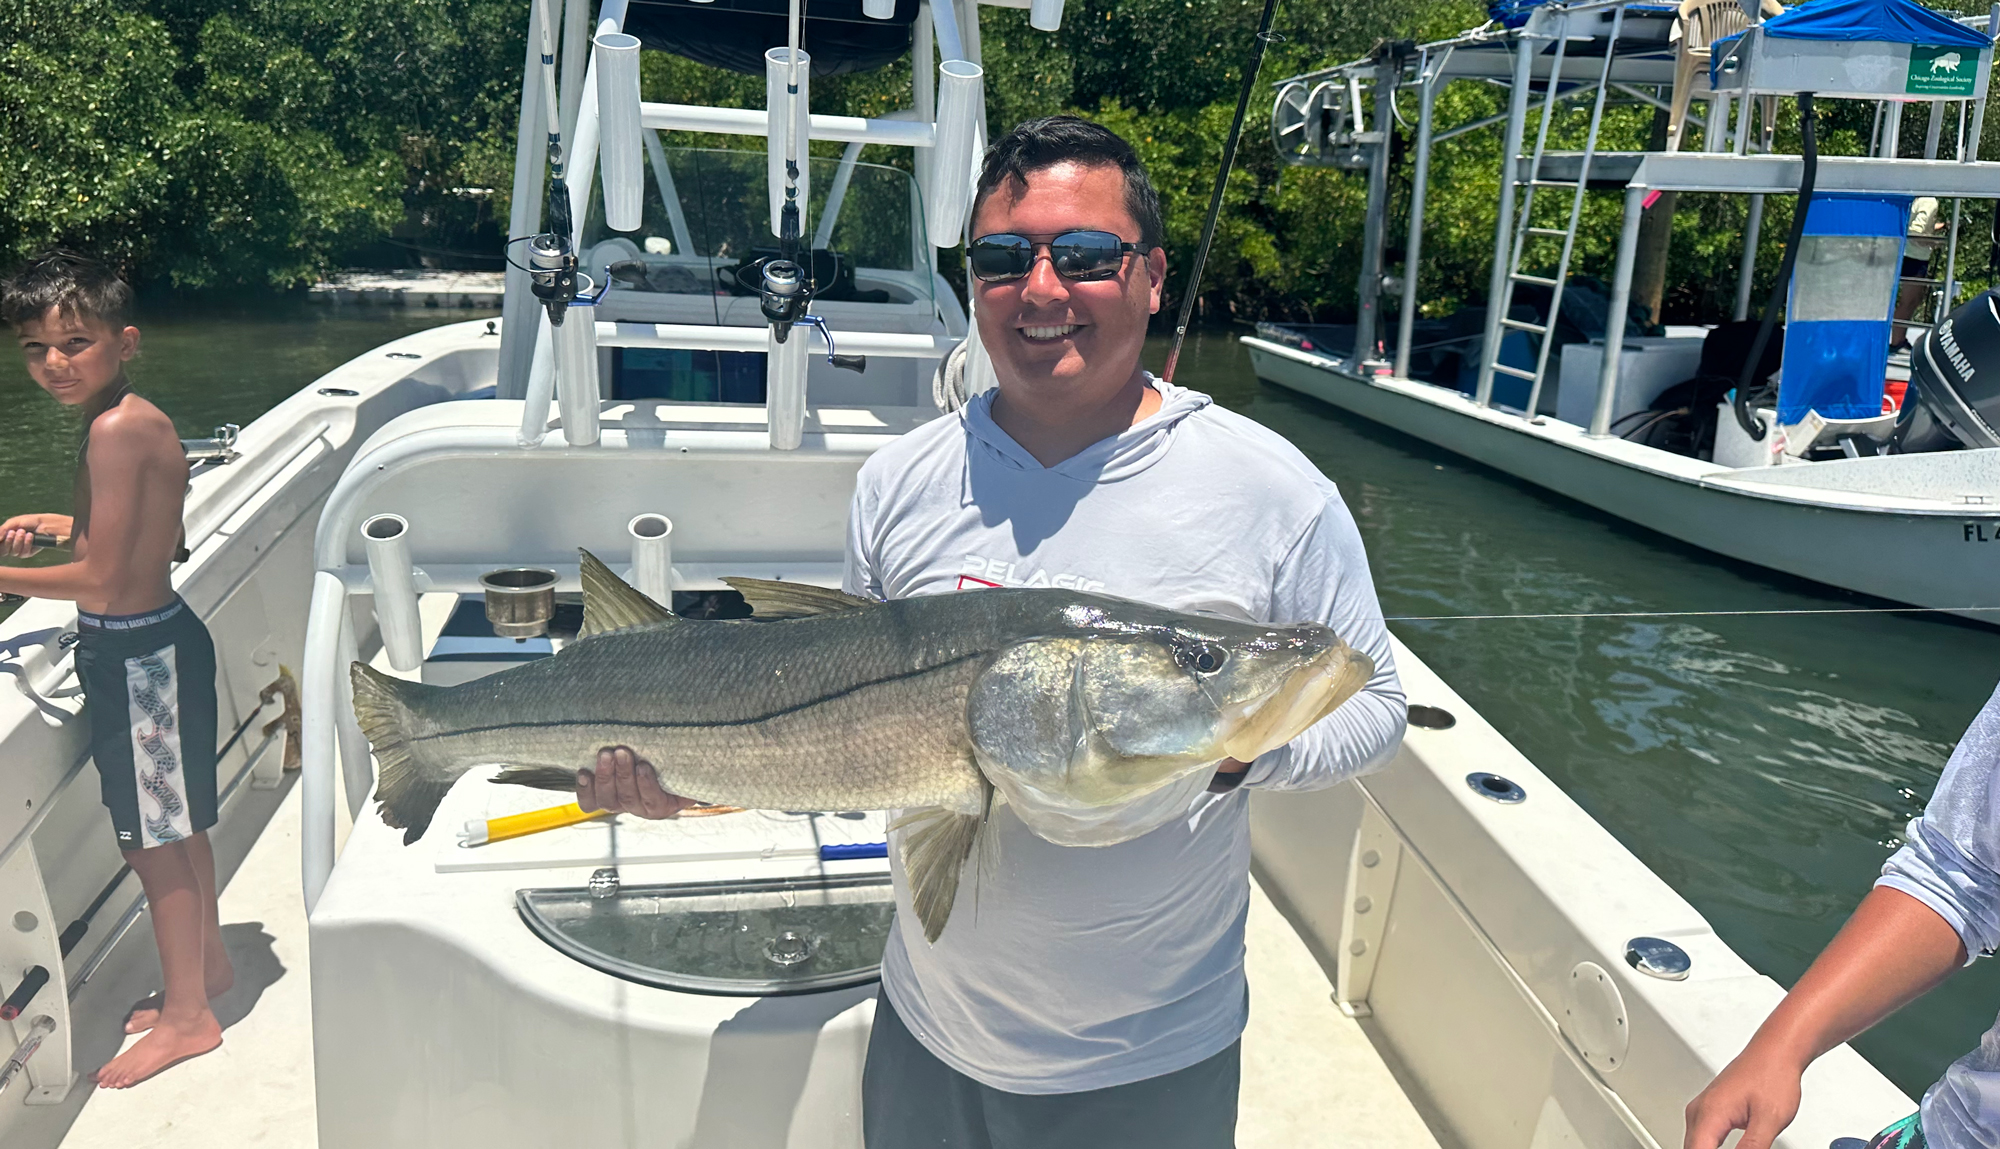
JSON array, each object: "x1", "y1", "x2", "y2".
[{"x1": 26, "y1": 774, "x2": 1439, "y2": 1148}]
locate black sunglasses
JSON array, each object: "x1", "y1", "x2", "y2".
[{"x1": 968, "y1": 231, "x2": 1153, "y2": 284}]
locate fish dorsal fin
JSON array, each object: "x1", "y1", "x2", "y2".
[
  {"x1": 578, "y1": 548, "x2": 676, "y2": 638},
  {"x1": 721, "y1": 577, "x2": 877, "y2": 619}
]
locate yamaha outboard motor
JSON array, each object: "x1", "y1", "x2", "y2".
[{"x1": 1903, "y1": 289, "x2": 2000, "y2": 451}]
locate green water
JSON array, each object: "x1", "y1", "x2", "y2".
[
  {"x1": 3, "y1": 305, "x2": 1997, "y2": 1101},
  {"x1": 0, "y1": 297, "x2": 493, "y2": 529}
]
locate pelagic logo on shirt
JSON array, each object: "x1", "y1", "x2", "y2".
[{"x1": 957, "y1": 555, "x2": 1107, "y2": 593}]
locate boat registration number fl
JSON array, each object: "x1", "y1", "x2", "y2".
[
  {"x1": 1963, "y1": 522, "x2": 2000, "y2": 543},
  {"x1": 1908, "y1": 44, "x2": 1976, "y2": 97}
]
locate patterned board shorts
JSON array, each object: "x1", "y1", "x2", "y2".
[
  {"x1": 75, "y1": 598, "x2": 219, "y2": 850},
  {"x1": 1869, "y1": 1112, "x2": 1927, "y2": 1149}
]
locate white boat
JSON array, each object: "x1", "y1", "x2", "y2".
[
  {"x1": 0, "y1": 0, "x2": 1925, "y2": 1145},
  {"x1": 1249, "y1": 0, "x2": 2000, "y2": 623}
]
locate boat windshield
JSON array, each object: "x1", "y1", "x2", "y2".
[{"x1": 580, "y1": 143, "x2": 934, "y2": 311}]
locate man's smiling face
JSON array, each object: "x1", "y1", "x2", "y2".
[{"x1": 970, "y1": 161, "x2": 1167, "y2": 402}]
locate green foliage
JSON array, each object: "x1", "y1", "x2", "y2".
[
  {"x1": 5, "y1": 0, "x2": 1997, "y2": 314},
  {"x1": 0, "y1": 0, "x2": 522, "y2": 288}
]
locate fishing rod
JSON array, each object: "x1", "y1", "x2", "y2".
[
  {"x1": 523, "y1": 0, "x2": 583, "y2": 327},
  {"x1": 1160, "y1": 0, "x2": 1282, "y2": 382},
  {"x1": 759, "y1": 0, "x2": 819, "y2": 344}
]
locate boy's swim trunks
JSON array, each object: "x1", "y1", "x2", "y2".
[{"x1": 75, "y1": 597, "x2": 218, "y2": 850}]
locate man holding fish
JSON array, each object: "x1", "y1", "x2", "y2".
[{"x1": 575, "y1": 116, "x2": 1408, "y2": 1146}]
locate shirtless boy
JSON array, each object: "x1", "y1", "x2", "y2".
[{"x1": 0, "y1": 251, "x2": 228, "y2": 1088}]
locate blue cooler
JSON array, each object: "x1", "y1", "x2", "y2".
[{"x1": 1777, "y1": 193, "x2": 1909, "y2": 425}]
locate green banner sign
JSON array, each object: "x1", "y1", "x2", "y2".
[{"x1": 1908, "y1": 43, "x2": 1977, "y2": 97}]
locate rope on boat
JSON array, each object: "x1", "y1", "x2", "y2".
[{"x1": 1161, "y1": 0, "x2": 1283, "y2": 382}]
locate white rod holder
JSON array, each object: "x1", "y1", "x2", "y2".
[
  {"x1": 595, "y1": 32, "x2": 644, "y2": 232},
  {"x1": 767, "y1": 326, "x2": 809, "y2": 450},
  {"x1": 766, "y1": 48, "x2": 812, "y2": 237},
  {"x1": 553, "y1": 312, "x2": 601, "y2": 446},
  {"x1": 1029, "y1": 0, "x2": 1064, "y2": 31},
  {"x1": 361, "y1": 514, "x2": 423, "y2": 672},
  {"x1": 928, "y1": 60, "x2": 983, "y2": 245},
  {"x1": 518, "y1": 312, "x2": 557, "y2": 447},
  {"x1": 627, "y1": 514, "x2": 675, "y2": 606}
]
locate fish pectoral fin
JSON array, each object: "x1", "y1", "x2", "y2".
[
  {"x1": 893, "y1": 803, "x2": 985, "y2": 945},
  {"x1": 721, "y1": 577, "x2": 877, "y2": 619},
  {"x1": 578, "y1": 548, "x2": 677, "y2": 638},
  {"x1": 491, "y1": 765, "x2": 584, "y2": 792}
]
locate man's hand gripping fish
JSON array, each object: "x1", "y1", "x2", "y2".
[{"x1": 349, "y1": 551, "x2": 1374, "y2": 942}]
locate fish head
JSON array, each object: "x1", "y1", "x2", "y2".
[{"x1": 968, "y1": 602, "x2": 1373, "y2": 843}]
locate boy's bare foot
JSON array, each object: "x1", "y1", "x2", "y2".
[
  {"x1": 123, "y1": 963, "x2": 235, "y2": 1034},
  {"x1": 92, "y1": 1012, "x2": 221, "y2": 1089}
]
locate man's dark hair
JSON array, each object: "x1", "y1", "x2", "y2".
[
  {"x1": 1, "y1": 250, "x2": 134, "y2": 331},
  {"x1": 973, "y1": 116, "x2": 1165, "y2": 249}
]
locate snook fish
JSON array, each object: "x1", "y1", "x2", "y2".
[{"x1": 350, "y1": 551, "x2": 1373, "y2": 942}]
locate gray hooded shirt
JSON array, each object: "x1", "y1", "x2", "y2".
[
  {"x1": 1879, "y1": 681, "x2": 2000, "y2": 1147},
  {"x1": 844, "y1": 378, "x2": 1407, "y2": 1093}
]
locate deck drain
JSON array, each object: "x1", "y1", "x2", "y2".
[{"x1": 1466, "y1": 772, "x2": 1525, "y2": 804}]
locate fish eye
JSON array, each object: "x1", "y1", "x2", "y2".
[{"x1": 1176, "y1": 643, "x2": 1228, "y2": 675}]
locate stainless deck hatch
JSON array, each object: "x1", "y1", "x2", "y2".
[{"x1": 517, "y1": 873, "x2": 897, "y2": 995}]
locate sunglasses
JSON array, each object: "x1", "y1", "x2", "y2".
[{"x1": 968, "y1": 231, "x2": 1153, "y2": 284}]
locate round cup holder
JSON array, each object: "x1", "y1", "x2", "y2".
[{"x1": 481, "y1": 567, "x2": 559, "y2": 638}]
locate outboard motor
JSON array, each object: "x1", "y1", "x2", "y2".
[{"x1": 1903, "y1": 290, "x2": 2000, "y2": 451}]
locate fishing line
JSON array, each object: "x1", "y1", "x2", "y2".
[{"x1": 1381, "y1": 605, "x2": 2000, "y2": 622}]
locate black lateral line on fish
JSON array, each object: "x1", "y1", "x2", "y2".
[{"x1": 408, "y1": 652, "x2": 989, "y2": 743}]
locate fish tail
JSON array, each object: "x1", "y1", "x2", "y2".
[
  {"x1": 491, "y1": 765, "x2": 582, "y2": 792},
  {"x1": 349, "y1": 663, "x2": 451, "y2": 845},
  {"x1": 892, "y1": 781, "x2": 991, "y2": 945}
]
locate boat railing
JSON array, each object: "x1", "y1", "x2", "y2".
[{"x1": 1276, "y1": 0, "x2": 2000, "y2": 441}]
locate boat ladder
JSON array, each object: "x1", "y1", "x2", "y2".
[{"x1": 1477, "y1": 2, "x2": 1630, "y2": 418}]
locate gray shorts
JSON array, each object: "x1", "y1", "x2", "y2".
[{"x1": 862, "y1": 990, "x2": 1240, "y2": 1149}]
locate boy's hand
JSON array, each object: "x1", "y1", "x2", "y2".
[
  {"x1": 1682, "y1": 1044, "x2": 1804, "y2": 1149},
  {"x1": 0, "y1": 515, "x2": 58, "y2": 558}
]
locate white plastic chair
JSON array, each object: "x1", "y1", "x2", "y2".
[{"x1": 1668, "y1": 0, "x2": 1783, "y2": 152}]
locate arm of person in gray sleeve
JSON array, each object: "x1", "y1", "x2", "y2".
[
  {"x1": 1242, "y1": 490, "x2": 1406, "y2": 791},
  {"x1": 842, "y1": 475, "x2": 887, "y2": 601},
  {"x1": 1876, "y1": 681, "x2": 2000, "y2": 965}
]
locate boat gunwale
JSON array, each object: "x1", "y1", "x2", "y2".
[{"x1": 1242, "y1": 336, "x2": 2000, "y2": 520}]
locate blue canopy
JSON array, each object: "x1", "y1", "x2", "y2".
[{"x1": 1762, "y1": 0, "x2": 1990, "y2": 47}]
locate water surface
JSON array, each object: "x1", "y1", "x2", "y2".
[{"x1": 1153, "y1": 330, "x2": 2000, "y2": 1100}]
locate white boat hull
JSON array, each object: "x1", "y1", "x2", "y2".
[{"x1": 1246, "y1": 338, "x2": 2000, "y2": 624}]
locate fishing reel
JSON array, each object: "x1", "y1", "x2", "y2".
[
  {"x1": 760, "y1": 258, "x2": 812, "y2": 340},
  {"x1": 525, "y1": 232, "x2": 579, "y2": 323},
  {"x1": 519, "y1": 178, "x2": 607, "y2": 324}
]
